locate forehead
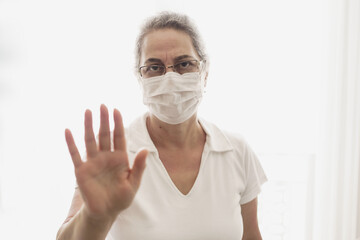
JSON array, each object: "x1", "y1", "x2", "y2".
[{"x1": 141, "y1": 28, "x2": 198, "y2": 64}]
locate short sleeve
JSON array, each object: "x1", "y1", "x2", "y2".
[{"x1": 239, "y1": 142, "x2": 267, "y2": 205}]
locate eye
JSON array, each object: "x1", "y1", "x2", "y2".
[
  {"x1": 148, "y1": 65, "x2": 162, "y2": 72},
  {"x1": 179, "y1": 61, "x2": 191, "y2": 68}
]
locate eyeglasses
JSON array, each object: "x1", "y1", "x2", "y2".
[{"x1": 139, "y1": 60, "x2": 203, "y2": 78}]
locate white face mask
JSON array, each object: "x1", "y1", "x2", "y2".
[{"x1": 140, "y1": 72, "x2": 205, "y2": 125}]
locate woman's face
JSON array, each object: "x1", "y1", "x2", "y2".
[{"x1": 140, "y1": 28, "x2": 200, "y2": 70}]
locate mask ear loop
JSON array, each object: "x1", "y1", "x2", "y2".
[
  {"x1": 199, "y1": 60, "x2": 208, "y2": 93},
  {"x1": 199, "y1": 72, "x2": 206, "y2": 94}
]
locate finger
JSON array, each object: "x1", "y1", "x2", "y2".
[
  {"x1": 65, "y1": 129, "x2": 82, "y2": 168},
  {"x1": 84, "y1": 109, "x2": 97, "y2": 157},
  {"x1": 128, "y1": 149, "x2": 148, "y2": 189},
  {"x1": 98, "y1": 104, "x2": 111, "y2": 151},
  {"x1": 113, "y1": 109, "x2": 126, "y2": 151}
]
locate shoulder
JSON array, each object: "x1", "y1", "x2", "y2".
[
  {"x1": 124, "y1": 112, "x2": 157, "y2": 155},
  {"x1": 124, "y1": 113, "x2": 148, "y2": 146},
  {"x1": 199, "y1": 117, "x2": 250, "y2": 154},
  {"x1": 222, "y1": 130, "x2": 249, "y2": 150}
]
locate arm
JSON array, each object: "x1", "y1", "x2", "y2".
[
  {"x1": 57, "y1": 105, "x2": 148, "y2": 240},
  {"x1": 241, "y1": 197, "x2": 262, "y2": 240},
  {"x1": 56, "y1": 188, "x2": 83, "y2": 240},
  {"x1": 56, "y1": 189, "x2": 115, "y2": 240}
]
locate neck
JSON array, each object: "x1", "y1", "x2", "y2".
[{"x1": 146, "y1": 113, "x2": 206, "y2": 150}]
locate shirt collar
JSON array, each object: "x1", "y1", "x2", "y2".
[
  {"x1": 198, "y1": 117, "x2": 234, "y2": 152},
  {"x1": 127, "y1": 113, "x2": 157, "y2": 153},
  {"x1": 127, "y1": 113, "x2": 234, "y2": 153}
]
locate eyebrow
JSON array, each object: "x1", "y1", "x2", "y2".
[
  {"x1": 143, "y1": 55, "x2": 197, "y2": 65},
  {"x1": 174, "y1": 55, "x2": 196, "y2": 62}
]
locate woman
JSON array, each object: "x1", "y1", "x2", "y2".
[{"x1": 57, "y1": 12, "x2": 267, "y2": 240}]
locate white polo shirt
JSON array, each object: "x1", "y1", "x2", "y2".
[{"x1": 106, "y1": 113, "x2": 267, "y2": 240}]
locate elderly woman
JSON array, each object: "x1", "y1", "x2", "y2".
[{"x1": 57, "y1": 12, "x2": 267, "y2": 240}]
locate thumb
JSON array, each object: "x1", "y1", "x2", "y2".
[{"x1": 129, "y1": 148, "x2": 148, "y2": 189}]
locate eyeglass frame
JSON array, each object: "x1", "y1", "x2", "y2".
[{"x1": 138, "y1": 59, "x2": 205, "y2": 78}]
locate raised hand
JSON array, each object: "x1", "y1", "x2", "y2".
[{"x1": 65, "y1": 105, "x2": 148, "y2": 221}]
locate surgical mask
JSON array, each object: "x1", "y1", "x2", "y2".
[{"x1": 140, "y1": 72, "x2": 205, "y2": 124}]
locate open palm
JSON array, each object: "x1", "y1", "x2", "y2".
[{"x1": 65, "y1": 105, "x2": 148, "y2": 220}]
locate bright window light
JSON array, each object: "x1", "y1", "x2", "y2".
[{"x1": 0, "y1": 0, "x2": 323, "y2": 239}]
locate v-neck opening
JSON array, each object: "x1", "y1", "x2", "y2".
[{"x1": 155, "y1": 139, "x2": 210, "y2": 198}]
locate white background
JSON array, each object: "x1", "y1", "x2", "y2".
[{"x1": 0, "y1": 0, "x2": 324, "y2": 239}]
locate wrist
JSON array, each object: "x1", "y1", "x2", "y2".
[{"x1": 80, "y1": 206, "x2": 117, "y2": 229}]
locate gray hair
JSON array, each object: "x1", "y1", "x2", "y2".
[{"x1": 135, "y1": 11, "x2": 208, "y2": 72}]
